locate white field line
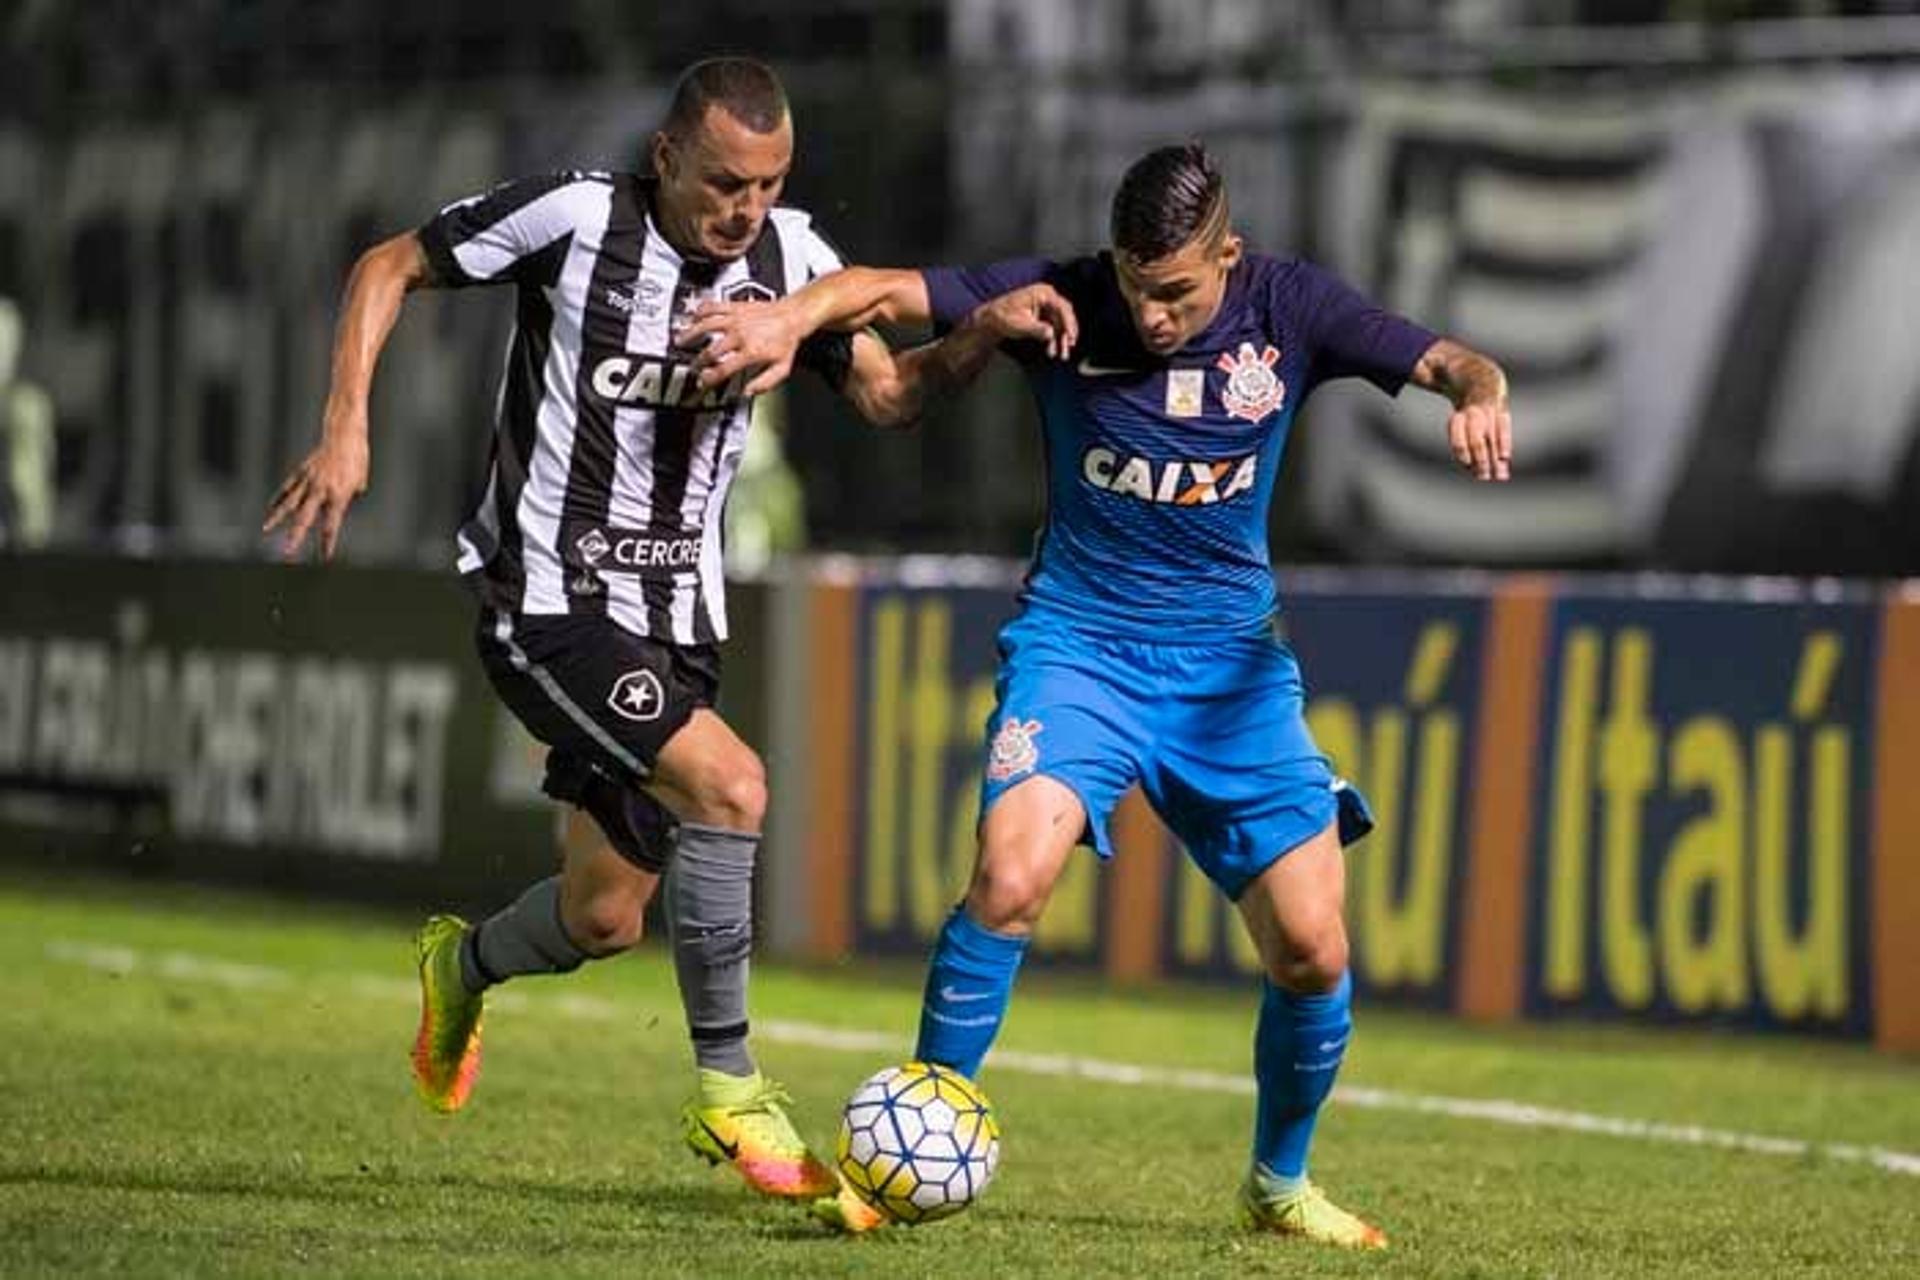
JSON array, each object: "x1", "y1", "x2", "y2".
[{"x1": 44, "y1": 939, "x2": 1920, "y2": 1179}]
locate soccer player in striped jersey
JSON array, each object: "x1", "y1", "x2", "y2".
[
  {"x1": 683, "y1": 142, "x2": 1512, "y2": 1245},
  {"x1": 262, "y1": 57, "x2": 1030, "y2": 1203}
]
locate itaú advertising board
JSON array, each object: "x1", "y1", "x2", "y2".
[
  {"x1": 1523, "y1": 590, "x2": 1879, "y2": 1037},
  {"x1": 783, "y1": 563, "x2": 1920, "y2": 1052}
]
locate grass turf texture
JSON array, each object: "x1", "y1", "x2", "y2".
[{"x1": 2, "y1": 871, "x2": 1915, "y2": 1278}]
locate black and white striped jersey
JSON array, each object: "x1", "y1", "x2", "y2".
[{"x1": 418, "y1": 170, "x2": 850, "y2": 645}]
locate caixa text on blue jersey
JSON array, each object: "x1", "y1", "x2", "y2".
[{"x1": 1080, "y1": 446, "x2": 1257, "y2": 506}]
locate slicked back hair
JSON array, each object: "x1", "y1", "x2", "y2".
[
  {"x1": 661, "y1": 57, "x2": 790, "y2": 142},
  {"x1": 1110, "y1": 142, "x2": 1228, "y2": 264}
]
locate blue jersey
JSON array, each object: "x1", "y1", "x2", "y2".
[{"x1": 923, "y1": 253, "x2": 1435, "y2": 641}]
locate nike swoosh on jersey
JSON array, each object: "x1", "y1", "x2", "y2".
[{"x1": 1076, "y1": 359, "x2": 1142, "y2": 377}]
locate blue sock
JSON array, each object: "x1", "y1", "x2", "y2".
[
  {"x1": 1252, "y1": 971, "x2": 1353, "y2": 1183},
  {"x1": 913, "y1": 907, "x2": 1029, "y2": 1078}
]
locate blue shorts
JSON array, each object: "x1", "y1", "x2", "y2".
[{"x1": 978, "y1": 610, "x2": 1373, "y2": 901}]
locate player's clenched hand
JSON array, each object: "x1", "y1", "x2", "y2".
[
  {"x1": 964, "y1": 284, "x2": 1079, "y2": 359},
  {"x1": 262, "y1": 424, "x2": 369, "y2": 561},
  {"x1": 683, "y1": 298, "x2": 804, "y2": 396},
  {"x1": 1447, "y1": 397, "x2": 1512, "y2": 482},
  {"x1": 1411, "y1": 338, "x2": 1512, "y2": 482}
]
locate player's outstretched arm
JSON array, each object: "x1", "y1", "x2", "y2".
[
  {"x1": 835, "y1": 331, "x2": 980, "y2": 430},
  {"x1": 686, "y1": 267, "x2": 936, "y2": 396},
  {"x1": 263, "y1": 232, "x2": 432, "y2": 559},
  {"x1": 1410, "y1": 337, "x2": 1513, "y2": 482},
  {"x1": 833, "y1": 283, "x2": 1079, "y2": 429}
]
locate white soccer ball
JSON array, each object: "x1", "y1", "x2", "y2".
[{"x1": 835, "y1": 1061, "x2": 1001, "y2": 1224}]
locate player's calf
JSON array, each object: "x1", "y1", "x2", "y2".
[
  {"x1": 558, "y1": 886, "x2": 647, "y2": 955},
  {"x1": 409, "y1": 876, "x2": 597, "y2": 1114}
]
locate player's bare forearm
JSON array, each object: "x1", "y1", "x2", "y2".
[
  {"x1": 322, "y1": 233, "x2": 433, "y2": 437},
  {"x1": 1412, "y1": 337, "x2": 1505, "y2": 411},
  {"x1": 264, "y1": 231, "x2": 429, "y2": 558},
  {"x1": 840, "y1": 282, "x2": 1075, "y2": 428},
  {"x1": 846, "y1": 322, "x2": 1002, "y2": 430},
  {"x1": 687, "y1": 267, "x2": 933, "y2": 395},
  {"x1": 1411, "y1": 337, "x2": 1513, "y2": 482},
  {"x1": 792, "y1": 267, "x2": 933, "y2": 334}
]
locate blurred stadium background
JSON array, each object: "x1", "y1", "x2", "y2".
[{"x1": 3, "y1": 2, "x2": 1918, "y2": 1274}]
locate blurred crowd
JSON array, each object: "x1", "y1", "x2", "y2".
[{"x1": 2, "y1": 1, "x2": 1916, "y2": 573}]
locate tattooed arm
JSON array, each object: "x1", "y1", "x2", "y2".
[{"x1": 1411, "y1": 337, "x2": 1513, "y2": 482}]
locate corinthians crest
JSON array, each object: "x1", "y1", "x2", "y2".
[
  {"x1": 986, "y1": 717, "x2": 1043, "y2": 782},
  {"x1": 1216, "y1": 342, "x2": 1285, "y2": 422}
]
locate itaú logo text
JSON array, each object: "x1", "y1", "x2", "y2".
[
  {"x1": 589, "y1": 355, "x2": 743, "y2": 408},
  {"x1": 1080, "y1": 446, "x2": 1258, "y2": 505}
]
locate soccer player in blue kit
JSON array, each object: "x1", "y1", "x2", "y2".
[{"x1": 686, "y1": 142, "x2": 1513, "y2": 1246}]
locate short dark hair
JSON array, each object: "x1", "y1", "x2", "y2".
[
  {"x1": 662, "y1": 57, "x2": 789, "y2": 142},
  {"x1": 1109, "y1": 143, "x2": 1227, "y2": 263}
]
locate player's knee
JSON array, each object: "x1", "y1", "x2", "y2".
[
  {"x1": 565, "y1": 894, "x2": 645, "y2": 956},
  {"x1": 1270, "y1": 920, "x2": 1347, "y2": 994},
  {"x1": 965, "y1": 862, "x2": 1050, "y2": 934},
  {"x1": 705, "y1": 767, "x2": 767, "y2": 830},
  {"x1": 680, "y1": 755, "x2": 767, "y2": 831}
]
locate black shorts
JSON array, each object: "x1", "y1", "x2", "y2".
[{"x1": 475, "y1": 609, "x2": 721, "y2": 787}]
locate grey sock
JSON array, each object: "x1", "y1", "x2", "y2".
[
  {"x1": 664, "y1": 825, "x2": 758, "y2": 1076},
  {"x1": 459, "y1": 876, "x2": 588, "y2": 993}
]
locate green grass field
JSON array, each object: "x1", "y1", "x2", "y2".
[{"x1": 3, "y1": 871, "x2": 1916, "y2": 1278}]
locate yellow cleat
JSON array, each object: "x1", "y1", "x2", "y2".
[
  {"x1": 809, "y1": 1175, "x2": 890, "y2": 1235},
  {"x1": 410, "y1": 915, "x2": 484, "y2": 1113},
  {"x1": 1241, "y1": 1175, "x2": 1388, "y2": 1250},
  {"x1": 682, "y1": 1070, "x2": 838, "y2": 1200}
]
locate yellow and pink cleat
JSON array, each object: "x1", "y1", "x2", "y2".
[
  {"x1": 809, "y1": 1175, "x2": 890, "y2": 1234},
  {"x1": 1240, "y1": 1173, "x2": 1388, "y2": 1250},
  {"x1": 410, "y1": 915, "x2": 485, "y2": 1113},
  {"x1": 682, "y1": 1069, "x2": 838, "y2": 1200}
]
